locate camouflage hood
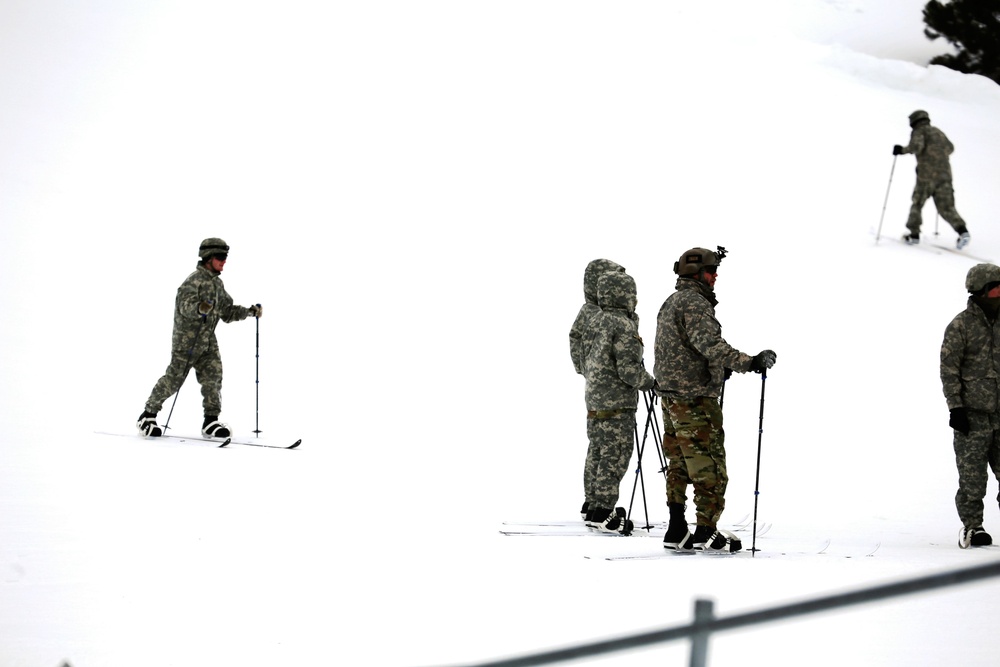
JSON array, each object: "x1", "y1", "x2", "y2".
[
  {"x1": 583, "y1": 259, "x2": 625, "y2": 305},
  {"x1": 597, "y1": 271, "x2": 638, "y2": 313}
]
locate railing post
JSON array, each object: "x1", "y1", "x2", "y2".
[{"x1": 689, "y1": 598, "x2": 715, "y2": 667}]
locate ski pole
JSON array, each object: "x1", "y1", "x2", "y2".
[
  {"x1": 875, "y1": 155, "x2": 897, "y2": 242},
  {"x1": 627, "y1": 390, "x2": 660, "y2": 531},
  {"x1": 253, "y1": 304, "x2": 261, "y2": 436},
  {"x1": 751, "y1": 369, "x2": 767, "y2": 557}
]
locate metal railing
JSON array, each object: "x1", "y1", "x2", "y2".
[{"x1": 439, "y1": 560, "x2": 1000, "y2": 667}]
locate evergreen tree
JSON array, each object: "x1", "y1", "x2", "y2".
[{"x1": 923, "y1": 0, "x2": 1000, "y2": 84}]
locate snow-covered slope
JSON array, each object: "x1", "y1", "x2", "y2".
[{"x1": 3, "y1": 1, "x2": 1000, "y2": 665}]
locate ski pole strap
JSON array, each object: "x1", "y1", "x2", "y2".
[{"x1": 588, "y1": 409, "x2": 627, "y2": 419}]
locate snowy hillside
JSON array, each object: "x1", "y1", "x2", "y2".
[{"x1": 3, "y1": 1, "x2": 1000, "y2": 666}]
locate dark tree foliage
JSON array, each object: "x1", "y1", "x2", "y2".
[
  {"x1": 923, "y1": 0, "x2": 1000, "y2": 84},
  {"x1": 923, "y1": 1, "x2": 1000, "y2": 82}
]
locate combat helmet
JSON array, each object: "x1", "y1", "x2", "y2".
[
  {"x1": 199, "y1": 238, "x2": 230, "y2": 261},
  {"x1": 965, "y1": 263, "x2": 1000, "y2": 294},
  {"x1": 674, "y1": 246, "x2": 728, "y2": 276},
  {"x1": 909, "y1": 109, "x2": 930, "y2": 127}
]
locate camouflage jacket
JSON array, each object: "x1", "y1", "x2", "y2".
[
  {"x1": 941, "y1": 298, "x2": 1000, "y2": 412},
  {"x1": 171, "y1": 264, "x2": 251, "y2": 353},
  {"x1": 901, "y1": 123, "x2": 954, "y2": 183},
  {"x1": 653, "y1": 278, "x2": 753, "y2": 400},
  {"x1": 583, "y1": 272, "x2": 655, "y2": 411},
  {"x1": 569, "y1": 259, "x2": 625, "y2": 375}
]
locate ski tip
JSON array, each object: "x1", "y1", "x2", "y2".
[
  {"x1": 288, "y1": 439, "x2": 302, "y2": 449},
  {"x1": 219, "y1": 438, "x2": 232, "y2": 448}
]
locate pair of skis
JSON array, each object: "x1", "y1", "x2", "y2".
[
  {"x1": 501, "y1": 521, "x2": 880, "y2": 559},
  {"x1": 500, "y1": 514, "x2": 771, "y2": 538},
  {"x1": 94, "y1": 431, "x2": 301, "y2": 450},
  {"x1": 158, "y1": 433, "x2": 301, "y2": 449},
  {"x1": 592, "y1": 539, "x2": 881, "y2": 560},
  {"x1": 877, "y1": 234, "x2": 993, "y2": 262}
]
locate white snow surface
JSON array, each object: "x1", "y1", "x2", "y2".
[{"x1": 2, "y1": 1, "x2": 1000, "y2": 665}]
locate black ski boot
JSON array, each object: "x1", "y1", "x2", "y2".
[
  {"x1": 136, "y1": 411, "x2": 163, "y2": 437},
  {"x1": 663, "y1": 503, "x2": 693, "y2": 550},
  {"x1": 960, "y1": 526, "x2": 992, "y2": 548},
  {"x1": 591, "y1": 507, "x2": 633, "y2": 535},
  {"x1": 202, "y1": 416, "x2": 231, "y2": 439},
  {"x1": 692, "y1": 525, "x2": 741, "y2": 553}
]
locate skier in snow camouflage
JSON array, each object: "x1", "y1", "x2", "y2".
[
  {"x1": 570, "y1": 258, "x2": 627, "y2": 523},
  {"x1": 569, "y1": 259, "x2": 626, "y2": 376},
  {"x1": 654, "y1": 247, "x2": 776, "y2": 551},
  {"x1": 940, "y1": 263, "x2": 1000, "y2": 548},
  {"x1": 582, "y1": 270, "x2": 655, "y2": 533},
  {"x1": 894, "y1": 110, "x2": 969, "y2": 248},
  {"x1": 137, "y1": 238, "x2": 261, "y2": 439}
]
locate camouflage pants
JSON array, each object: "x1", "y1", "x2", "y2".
[
  {"x1": 145, "y1": 341, "x2": 224, "y2": 417},
  {"x1": 952, "y1": 411, "x2": 1000, "y2": 529},
  {"x1": 660, "y1": 396, "x2": 727, "y2": 527},
  {"x1": 584, "y1": 410, "x2": 635, "y2": 509},
  {"x1": 907, "y1": 179, "x2": 966, "y2": 235}
]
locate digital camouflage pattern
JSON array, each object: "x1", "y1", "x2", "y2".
[
  {"x1": 951, "y1": 411, "x2": 1000, "y2": 530},
  {"x1": 581, "y1": 271, "x2": 654, "y2": 511},
  {"x1": 653, "y1": 278, "x2": 753, "y2": 400},
  {"x1": 145, "y1": 264, "x2": 252, "y2": 416},
  {"x1": 941, "y1": 295, "x2": 1000, "y2": 530},
  {"x1": 571, "y1": 259, "x2": 627, "y2": 511},
  {"x1": 584, "y1": 412, "x2": 635, "y2": 509},
  {"x1": 900, "y1": 116, "x2": 967, "y2": 235},
  {"x1": 569, "y1": 258, "x2": 625, "y2": 375},
  {"x1": 583, "y1": 271, "x2": 655, "y2": 411},
  {"x1": 940, "y1": 298, "x2": 1000, "y2": 413},
  {"x1": 661, "y1": 396, "x2": 728, "y2": 527}
]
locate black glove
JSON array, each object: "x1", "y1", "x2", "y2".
[
  {"x1": 749, "y1": 350, "x2": 777, "y2": 373},
  {"x1": 723, "y1": 368, "x2": 733, "y2": 381},
  {"x1": 949, "y1": 408, "x2": 970, "y2": 435},
  {"x1": 893, "y1": 144, "x2": 903, "y2": 156}
]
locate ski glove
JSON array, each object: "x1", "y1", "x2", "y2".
[
  {"x1": 248, "y1": 304, "x2": 263, "y2": 318},
  {"x1": 949, "y1": 408, "x2": 970, "y2": 435},
  {"x1": 749, "y1": 350, "x2": 777, "y2": 373},
  {"x1": 723, "y1": 368, "x2": 733, "y2": 381},
  {"x1": 198, "y1": 301, "x2": 214, "y2": 315},
  {"x1": 893, "y1": 145, "x2": 903, "y2": 156}
]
